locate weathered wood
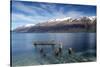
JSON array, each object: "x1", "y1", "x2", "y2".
[{"x1": 33, "y1": 41, "x2": 59, "y2": 45}]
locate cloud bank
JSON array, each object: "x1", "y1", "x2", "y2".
[{"x1": 11, "y1": 1, "x2": 96, "y2": 29}]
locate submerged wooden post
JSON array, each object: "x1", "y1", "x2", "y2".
[
  {"x1": 39, "y1": 48, "x2": 46, "y2": 57},
  {"x1": 54, "y1": 41, "x2": 63, "y2": 56},
  {"x1": 54, "y1": 48, "x2": 60, "y2": 56},
  {"x1": 68, "y1": 48, "x2": 73, "y2": 55},
  {"x1": 59, "y1": 41, "x2": 63, "y2": 53}
]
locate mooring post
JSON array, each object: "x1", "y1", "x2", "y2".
[
  {"x1": 59, "y1": 42, "x2": 62, "y2": 53},
  {"x1": 68, "y1": 48, "x2": 73, "y2": 55}
]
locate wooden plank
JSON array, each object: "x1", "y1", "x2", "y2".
[{"x1": 33, "y1": 41, "x2": 60, "y2": 45}]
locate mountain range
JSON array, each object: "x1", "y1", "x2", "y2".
[{"x1": 13, "y1": 16, "x2": 96, "y2": 33}]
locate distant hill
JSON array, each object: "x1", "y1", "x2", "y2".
[{"x1": 13, "y1": 16, "x2": 96, "y2": 33}]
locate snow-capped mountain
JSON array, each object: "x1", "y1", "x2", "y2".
[
  {"x1": 13, "y1": 16, "x2": 96, "y2": 32},
  {"x1": 17, "y1": 24, "x2": 35, "y2": 28},
  {"x1": 37, "y1": 16, "x2": 96, "y2": 26},
  {"x1": 88, "y1": 16, "x2": 96, "y2": 20},
  {"x1": 13, "y1": 24, "x2": 35, "y2": 32},
  {"x1": 48, "y1": 17, "x2": 71, "y2": 22}
]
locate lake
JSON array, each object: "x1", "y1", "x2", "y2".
[{"x1": 11, "y1": 32, "x2": 96, "y2": 66}]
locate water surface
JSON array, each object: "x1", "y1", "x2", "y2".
[{"x1": 11, "y1": 33, "x2": 96, "y2": 66}]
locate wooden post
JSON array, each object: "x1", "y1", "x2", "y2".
[{"x1": 68, "y1": 48, "x2": 73, "y2": 55}]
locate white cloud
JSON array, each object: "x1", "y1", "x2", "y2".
[
  {"x1": 12, "y1": 13, "x2": 35, "y2": 22},
  {"x1": 12, "y1": 1, "x2": 86, "y2": 22},
  {"x1": 39, "y1": 4, "x2": 67, "y2": 19},
  {"x1": 12, "y1": 2, "x2": 52, "y2": 16},
  {"x1": 12, "y1": 2, "x2": 67, "y2": 18},
  {"x1": 12, "y1": 2, "x2": 55, "y2": 23},
  {"x1": 12, "y1": 2, "x2": 38, "y2": 16},
  {"x1": 66, "y1": 11, "x2": 85, "y2": 18},
  {"x1": 12, "y1": 12, "x2": 51, "y2": 24},
  {"x1": 12, "y1": 2, "x2": 87, "y2": 27}
]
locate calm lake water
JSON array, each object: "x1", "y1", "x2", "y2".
[{"x1": 11, "y1": 32, "x2": 96, "y2": 66}]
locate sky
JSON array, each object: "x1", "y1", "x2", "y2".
[{"x1": 11, "y1": 1, "x2": 96, "y2": 30}]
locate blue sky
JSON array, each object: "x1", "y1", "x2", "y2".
[{"x1": 11, "y1": 1, "x2": 96, "y2": 30}]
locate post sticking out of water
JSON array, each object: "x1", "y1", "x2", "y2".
[
  {"x1": 60, "y1": 42, "x2": 62, "y2": 49},
  {"x1": 59, "y1": 41, "x2": 62, "y2": 53},
  {"x1": 68, "y1": 48, "x2": 73, "y2": 55}
]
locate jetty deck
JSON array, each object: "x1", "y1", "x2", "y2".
[
  {"x1": 33, "y1": 41, "x2": 60, "y2": 45},
  {"x1": 32, "y1": 41, "x2": 95, "y2": 63}
]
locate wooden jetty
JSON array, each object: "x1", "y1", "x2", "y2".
[
  {"x1": 32, "y1": 41, "x2": 92, "y2": 63},
  {"x1": 33, "y1": 40, "x2": 60, "y2": 46},
  {"x1": 33, "y1": 41, "x2": 74, "y2": 55},
  {"x1": 33, "y1": 40, "x2": 63, "y2": 56}
]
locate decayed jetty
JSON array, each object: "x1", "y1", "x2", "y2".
[
  {"x1": 33, "y1": 40, "x2": 60, "y2": 46},
  {"x1": 32, "y1": 40, "x2": 93, "y2": 63},
  {"x1": 33, "y1": 40, "x2": 63, "y2": 56},
  {"x1": 33, "y1": 40, "x2": 73, "y2": 56}
]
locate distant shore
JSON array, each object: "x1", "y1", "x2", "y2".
[{"x1": 11, "y1": 29, "x2": 96, "y2": 33}]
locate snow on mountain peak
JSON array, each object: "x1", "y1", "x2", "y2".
[
  {"x1": 15, "y1": 16, "x2": 96, "y2": 29},
  {"x1": 24, "y1": 24, "x2": 35, "y2": 27},
  {"x1": 17, "y1": 24, "x2": 35, "y2": 29},
  {"x1": 56, "y1": 17, "x2": 71, "y2": 21},
  {"x1": 48, "y1": 17, "x2": 71, "y2": 22},
  {"x1": 88, "y1": 16, "x2": 96, "y2": 20}
]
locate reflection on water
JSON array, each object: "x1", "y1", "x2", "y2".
[{"x1": 11, "y1": 33, "x2": 96, "y2": 66}]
